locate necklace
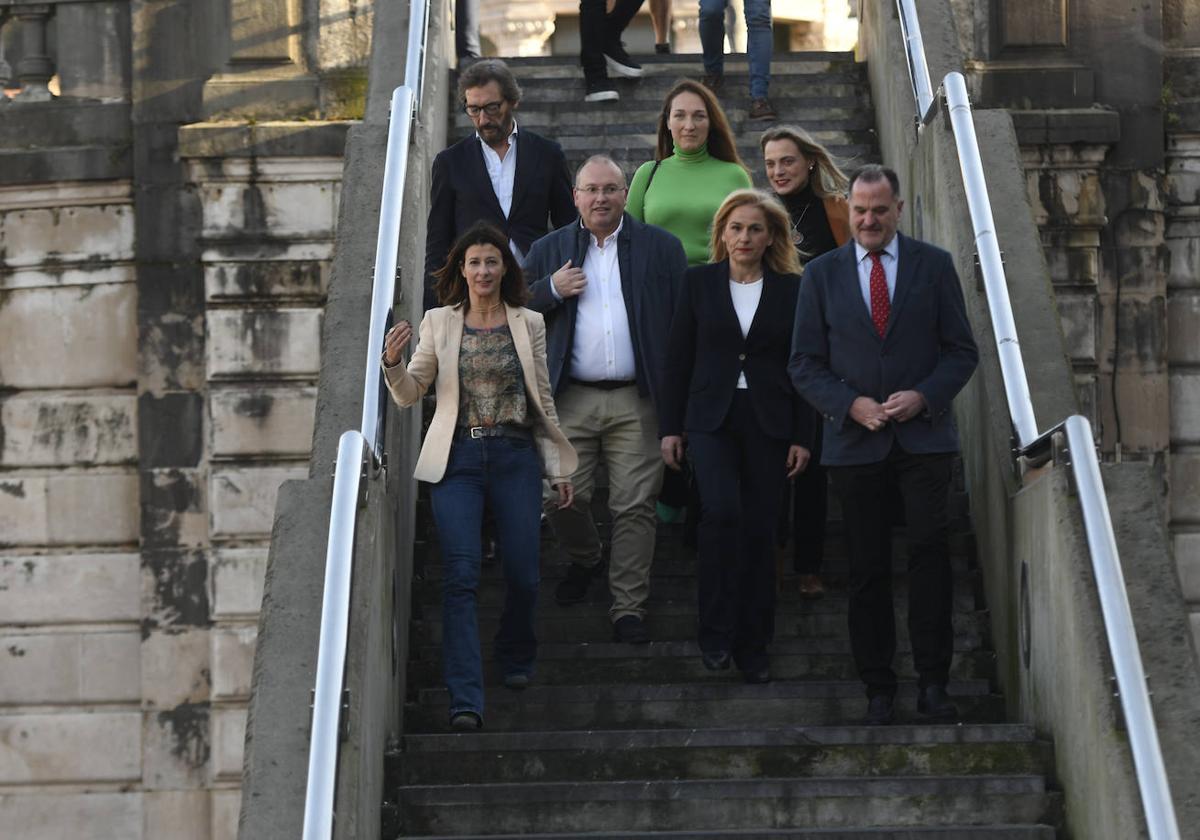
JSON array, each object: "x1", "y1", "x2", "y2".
[
  {"x1": 731, "y1": 274, "x2": 763, "y2": 285},
  {"x1": 789, "y1": 202, "x2": 811, "y2": 248}
]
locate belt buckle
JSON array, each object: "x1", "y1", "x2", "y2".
[{"x1": 469, "y1": 426, "x2": 484, "y2": 439}]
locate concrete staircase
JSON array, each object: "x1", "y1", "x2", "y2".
[{"x1": 381, "y1": 52, "x2": 1061, "y2": 838}]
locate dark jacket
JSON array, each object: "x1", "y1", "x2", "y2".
[
  {"x1": 788, "y1": 233, "x2": 979, "y2": 466},
  {"x1": 424, "y1": 129, "x2": 575, "y2": 310},
  {"x1": 524, "y1": 214, "x2": 688, "y2": 408},
  {"x1": 659, "y1": 261, "x2": 812, "y2": 445}
]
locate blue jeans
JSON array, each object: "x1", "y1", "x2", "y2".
[
  {"x1": 428, "y1": 433, "x2": 544, "y2": 721},
  {"x1": 698, "y1": 0, "x2": 772, "y2": 99}
]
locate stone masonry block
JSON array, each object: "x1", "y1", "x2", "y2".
[
  {"x1": 138, "y1": 393, "x2": 203, "y2": 468},
  {"x1": 1170, "y1": 371, "x2": 1200, "y2": 443},
  {"x1": 139, "y1": 312, "x2": 206, "y2": 394},
  {"x1": 0, "y1": 712, "x2": 141, "y2": 784},
  {"x1": 197, "y1": 180, "x2": 338, "y2": 239},
  {"x1": 142, "y1": 704, "x2": 210, "y2": 790},
  {"x1": 211, "y1": 788, "x2": 242, "y2": 840},
  {"x1": 141, "y1": 629, "x2": 211, "y2": 710},
  {"x1": 0, "y1": 553, "x2": 139, "y2": 624},
  {"x1": 1170, "y1": 451, "x2": 1200, "y2": 524},
  {"x1": 210, "y1": 706, "x2": 247, "y2": 781},
  {"x1": 0, "y1": 631, "x2": 140, "y2": 705},
  {"x1": 1168, "y1": 292, "x2": 1200, "y2": 364},
  {"x1": 206, "y1": 308, "x2": 322, "y2": 379},
  {"x1": 1177, "y1": 532, "x2": 1200, "y2": 603},
  {"x1": 211, "y1": 626, "x2": 257, "y2": 701},
  {"x1": 1, "y1": 793, "x2": 141, "y2": 840},
  {"x1": 143, "y1": 790, "x2": 211, "y2": 840},
  {"x1": 1166, "y1": 217, "x2": 1200, "y2": 290},
  {"x1": 0, "y1": 284, "x2": 137, "y2": 389},
  {"x1": 141, "y1": 469, "x2": 208, "y2": 549},
  {"x1": 204, "y1": 259, "x2": 330, "y2": 302},
  {"x1": 2, "y1": 263, "x2": 136, "y2": 292},
  {"x1": 1051, "y1": 293, "x2": 1096, "y2": 362},
  {"x1": 209, "y1": 549, "x2": 268, "y2": 619},
  {"x1": 210, "y1": 385, "x2": 318, "y2": 458},
  {"x1": 209, "y1": 466, "x2": 306, "y2": 539},
  {"x1": 0, "y1": 393, "x2": 137, "y2": 467},
  {"x1": 142, "y1": 550, "x2": 209, "y2": 634},
  {"x1": 0, "y1": 203, "x2": 134, "y2": 268},
  {"x1": 0, "y1": 472, "x2": 139, "y2": 547}
]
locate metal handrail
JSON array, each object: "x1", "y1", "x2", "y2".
[
  {"x1": 302, "y1": 0, "x2": 433, "y2": 835},
  {"x1": 894, "y1": 2, "x2": 1180, "y2": 838}
]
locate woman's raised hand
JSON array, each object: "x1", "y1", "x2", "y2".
[{"x1": 383, "y1": 320, "x2": 413, "y2": 367}]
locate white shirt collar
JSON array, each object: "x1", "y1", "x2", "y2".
[
  {"x1": 581, "y1": 216, "x2": 624, "y2": 249},
  {"x1": 477, "y1": 120, "x2": 518, "y2": 148},
  {"x1": 854, "y1": 233, "x2": 900, "y2": 264}
]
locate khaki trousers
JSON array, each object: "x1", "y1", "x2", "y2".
[{"x1": 546, "y1": 383, "x2": 663, "y2": 620}]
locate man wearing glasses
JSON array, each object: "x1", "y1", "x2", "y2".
[
  {"x1": 424, "y1": 59, "x2": 575, "y2": 311},
  {"x1": 523, "y1": 155, "x2": 688, "y2": 644}
]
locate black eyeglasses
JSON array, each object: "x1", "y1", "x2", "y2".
[{"x1": 465, "y1": 101, "x2": 504, "y2": 117}]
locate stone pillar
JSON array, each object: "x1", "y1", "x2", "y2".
[
  {"x1": 55, "y1": 1, "x2": 132, "y2": 101},
  {"x1": 13, "y1": 4, "x2": 54, "y2": 102},
  {"x1": 482, "y1": 2, "x2": 556, "y2": 57}
]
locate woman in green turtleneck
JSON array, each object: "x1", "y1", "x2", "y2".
[{"x1": 627, "y1": 79, "x2": 752, "y2": 266}]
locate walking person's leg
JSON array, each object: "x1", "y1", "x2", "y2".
[
  {"x1": 687, "y1": 425, "x2": 742, "y2": 665},
  {"x1": 743, "y1": 0, "x2": 776, "y2": 117},
  {"x1": 546, "y1": 386, "x2": 605, "y2": 604},
  {"x1": 698, "y1": 0, "x2": 729, "y2": 90}
]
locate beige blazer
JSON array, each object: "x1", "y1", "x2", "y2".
[{"x1": 382, "y1": 303, "x2": 578, "y2": 485}]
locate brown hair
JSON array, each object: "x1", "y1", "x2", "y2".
[
  {"x1": 655, "y1": 79, "x2": 746, "y2": 169},
  {"x1": 709, "y1": 189, "x2": 802, "y2": 276},
  {"x1": 432, "y1": 223, "x2": 529, "y2": 309},
  {"x1": 848, "y1": 163, "x2": 901, "y2": 199},
  {"x1": 457, "y1": 59, "x2": 522, "y2": 105},
  {"x1": 759, "y1": 124, "x2": 850, "y2": 198}
]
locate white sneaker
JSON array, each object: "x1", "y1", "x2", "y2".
[{"x1": 584, "y1": 82, "x2": 619, "y2": 102}]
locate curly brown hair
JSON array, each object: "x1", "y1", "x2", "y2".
[{"x1": 432, "y1": 223, "x2": 529, "y2": 309}]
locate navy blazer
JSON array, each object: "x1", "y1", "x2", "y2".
[
  {"x1": 423, "y1": 129, "x2": 575, "y2": 310},
  {"x1": 524, "y1": 214, "x2": 688, "y2": 408},
  {"x1": 788, "y1": 233, "x2": 979, "y2": 466},
  {"x1": 660, "y1": 261, "x2": 812, "y2": 445}
]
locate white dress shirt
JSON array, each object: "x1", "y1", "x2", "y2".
[
  {"x1": 853, "y1": 235, "x2": 899, "y2": 313},
  {"x1": 570, "y1": 219, "x2": 637, "y2": 382},
  {"x1": 729, "y1": 277, "x2": 764, "y2": 389},
  {"x1": 477, "y1": 123, "x2": 523, "y2": 261}
]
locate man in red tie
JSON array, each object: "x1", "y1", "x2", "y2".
[{"x1": 789, "y1": 165, "x2": 979, "y2": 726}]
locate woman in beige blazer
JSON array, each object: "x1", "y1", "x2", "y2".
[{"x1": 383, "y1": 223, "x2": 576, "y2": 732}]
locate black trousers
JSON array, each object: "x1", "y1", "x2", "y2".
[
  {"x1": 828, "y1": 443, "x2": 954, "y2": 698},
  {"x1": 779, "y1": 416, "x2": 827, "y2": 574},
  {"x1": 688, "y1": 392, "x2": 788, "y2": 671},
  {"x1": 455, "y1": 0, "x2": 481, "y2": 59},
  {"x1": 579, "y1": 0, "x2": 646, "y2": 83}
]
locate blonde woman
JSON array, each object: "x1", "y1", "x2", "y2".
[
  {"x1": 761, "y1": 124, "x2": 851, "y2": 265},
  {"x1": 658, "y1": 190, "x2": 811, "y2": 684}
]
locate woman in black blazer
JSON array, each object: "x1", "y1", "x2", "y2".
[{"x1": 659, "y1": 189, "x2": 812, "y2": 683}]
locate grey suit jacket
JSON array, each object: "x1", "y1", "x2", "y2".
[{"x1": 788, "y1": 233, "x2": 979, "y2": 466}]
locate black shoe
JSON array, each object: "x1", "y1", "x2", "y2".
[
  {"x1": 503, "y1": 673, "x2": 530, "y2": 691},
  {"x1": 554, "y1": 563, "x2": 597, "y2": 605},
  {"x1": 917, "y1": 684, "x2": 958, "y2": 720},
  {"x1": 864, "y1": 694, "x2": 894, "y2": 726},
  {"x1": 748, "y1": 97, "x2": 777, "y2": 120},
  {"x1": 655, "y1": 42, "x2": 671, "y2": 55},
  {"x1": 701, "y1": 72, "x2": 724, "y2": 93},
  {"x1": 604, "y1": 42, "x2": 644, "y2": 78},
  {"x1": 584, "y1": 80, "x2": 619, "y2": 103},
  {"x1": 742, "y1": 665, "x2": 772, "y2": 684},
  {"x1": 613, "y1": 614, "x2": 650, "y2": 644},
  {"x1": 701, "y1": 649, "x2": 732, "y2": 671},
  {"x1": 449, "y1": 710, "x2": 482, "y2": 731}
]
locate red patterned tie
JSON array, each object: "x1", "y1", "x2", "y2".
[{"x1": 869, "y1": 251, "x2": 890, "y2": 337}]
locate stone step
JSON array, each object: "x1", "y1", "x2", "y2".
[
  {"x1": 406, "y1": 646, "x2": 995, "y2": 687},
  {"x1": 494, "y1": 50, "x2": 859, "y2": 68},
  {"x1": 407, "y1": 828, "x2": 1058, "y2": 839},
  {"x1": 410, "y1": 605, "x2": 991, "y2": 647},
  {"x1": 395, "y1": 775, "x2": 1061, "y2": 836},
  {"x1": 395, "y1": 723, "x2": 1052, "y2": 785},
  {"x1": 498, "y1": 55, "x2": 864, "y2": 79},
  {"x1": 404, "y1": 679, "x2": 1003, "y2": 733},
  {"x1": 452, "y1": 107, "x2": 874, "y2": 133}
]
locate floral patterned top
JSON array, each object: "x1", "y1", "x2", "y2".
[{"x1": 457, "y1": 324, "x2": 529, "y2": 428}]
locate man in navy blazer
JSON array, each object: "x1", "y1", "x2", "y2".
[
  {"x1": 790, "y1": 165, "x2": 978, "y2": 725},
  {"x1": 524, "y1": 155, "x2": 688, "y2": 643},
  {"x1": 423, "y1": 59, "x2": 575, "y2": 311}
]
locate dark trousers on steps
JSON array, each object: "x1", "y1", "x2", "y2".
[{"x1": 828, "y1": 443, "x2": 954, "y2": 699}]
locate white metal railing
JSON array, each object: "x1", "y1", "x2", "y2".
[
  {"x1": 895, "y1": 3, "x2": 1180, "y2": 838},
  {"x1": 301, "y1": 0, "x2": 432, "y2": 836}
]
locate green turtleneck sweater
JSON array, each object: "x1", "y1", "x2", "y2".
[{"x1": 626, "y1": 143, "x2": 753, "y2": 266}]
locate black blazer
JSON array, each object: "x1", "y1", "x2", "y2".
[
  {"x1": 788, "y1": 233, "x2": 979, "y2": 466},
  {"x1": 423, "y1": 129, "x2": 575, "y2": 310},
  {"x1": 660, "y1": 261, "x2": 812, "y2": 445},
  {"x1": 524, "y1": 214, "x2": 688, "y2": 407}
]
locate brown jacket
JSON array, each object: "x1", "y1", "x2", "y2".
[
  {"x1": 382, "y1": 303, "x2": 578, "y2": 484},
  {"x1": 823, "y1": 195, "x2": 851, "y2": 246}
]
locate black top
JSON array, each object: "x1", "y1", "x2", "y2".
[{"x1": 780, "y1": 183, "x2": 838, "y2": 266}]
